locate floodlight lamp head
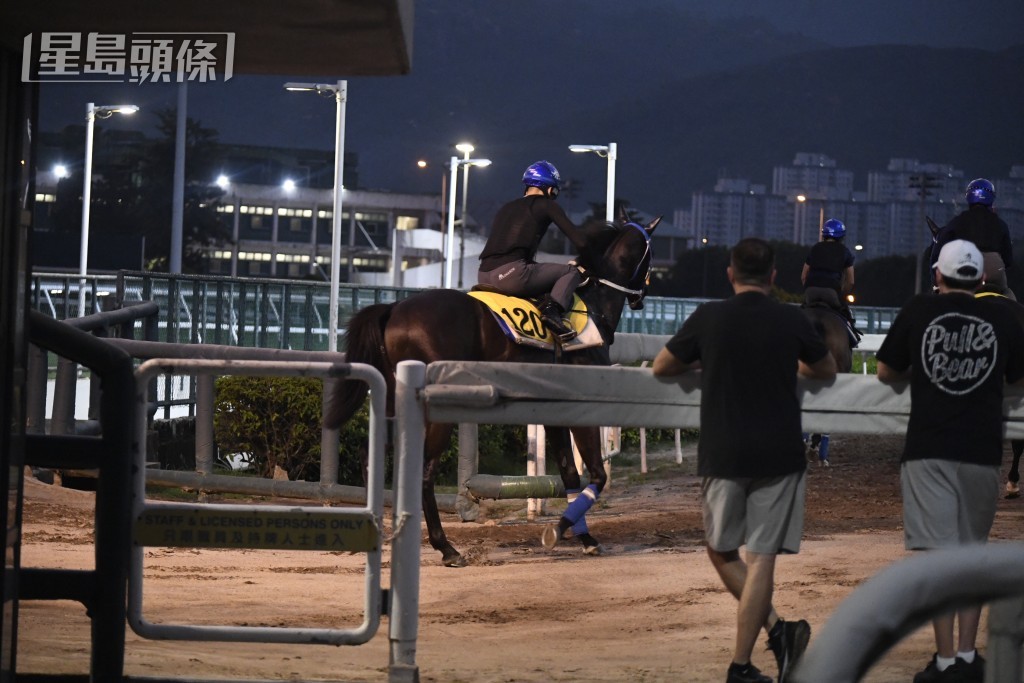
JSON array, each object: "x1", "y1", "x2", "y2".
[
  {"x1": 93, "y1": 104, "x2": 139, "y2": 119},
  {"x1": 455, "y1": 142, "x2": 475, "y2": 154},
  {"x1": 284, "y1": 82, "x2": 337, "y2": 97},
  {"x1": 569, "y1": 144, "x2": 609, "y2": 155}
]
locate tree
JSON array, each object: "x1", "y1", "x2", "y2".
[{"x1": 52, "y1": 110, "x2": 232, "y2": 273}]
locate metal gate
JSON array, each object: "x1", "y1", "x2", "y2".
[{"x1": 126, "y1": 358, "x2": 423, "y2": 681}]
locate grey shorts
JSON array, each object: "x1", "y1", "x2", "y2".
[
  {"x1": 701, "y1": 470, "x2": 806, "y2": 555},
  {"x1": 901, "y1": 459, "x2": 1000, "y2": 550}
]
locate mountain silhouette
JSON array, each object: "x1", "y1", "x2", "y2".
[{"x1": 344, "y1": 6, "x2": 1023, "y2": 227}]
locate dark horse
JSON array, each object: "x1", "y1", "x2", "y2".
[
  {"x1": 802, "y1": 305, "x2": 854, "y2": 465},
  {"x1": 326, "y1": 209, "x2": 660, "y2": 566}
]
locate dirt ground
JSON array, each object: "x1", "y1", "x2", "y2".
[{"x1": 16, "y1": 434, "x2": 1024, "y2": 682}]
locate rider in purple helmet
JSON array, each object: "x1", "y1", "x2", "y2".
[{"x1": 478, "y1": 161, "x2": 588, "y2": 341}]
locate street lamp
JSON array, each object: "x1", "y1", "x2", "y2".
[
  {"x1": 455, "y1": 142, "x2": 475, "y2": 288},
  {"x1": 445, "y1": 155, "x2": 491, "y2": 288},
  {"x1": 568, "y1": 142, "x2": 617, "y2": 222},
  {"x1": 284, "y1": 80, "x2": 347, "y2": 352},
  {"x1": 79, "y1": 102, "x2": 138, "y2": 317},
  {"x1": 417, "y1": 159, "x2": 449, "y2": 287},
  {"x1": 793, "y1": 194, "x2": 807, "y2": 244}
]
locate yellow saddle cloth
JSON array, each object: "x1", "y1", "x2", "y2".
[{"x1": 467, "y1": 291, "x2": 604, "y2": 351}]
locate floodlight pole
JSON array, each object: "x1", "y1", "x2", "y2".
[
  {"x1": 284, "y1": 80, "x2": 347, "y2": 351},
  {"x1": 568, "y1": 142, "x2": 617, "y2": 223}
]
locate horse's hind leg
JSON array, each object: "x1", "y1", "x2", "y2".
[
  {"x1": 422, "y1": 423, "x2": 464, "y2": 567},
  {"x1": 541, "y1": 426, "x2": 607, "y2": 555},
  {"x1": 1007, "y1": 440, "x2": 1024, "y2": 499}
]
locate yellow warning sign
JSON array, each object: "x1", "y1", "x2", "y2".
[{"x1": 134, "y1": 505, "x2": 379, "y2": 552}]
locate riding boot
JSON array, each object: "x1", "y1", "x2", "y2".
[{"x1": 538, "y1": 298, "x2": 576, "y2": 342}]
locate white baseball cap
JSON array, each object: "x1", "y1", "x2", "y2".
[{"x1": 935, "y1": 239, "x2": 983, "y2": 281}]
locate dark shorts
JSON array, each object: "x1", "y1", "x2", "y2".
[{"x1": 701, "y1": 470, "x2": 806, "y2": 555}]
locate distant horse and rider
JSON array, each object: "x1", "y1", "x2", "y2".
[
  {"x1": 800, "y1": 217, "x2": 861, "y2": 465},
  {"x1": 326, "y1": 201, "x2": 660, "y2": 566}
]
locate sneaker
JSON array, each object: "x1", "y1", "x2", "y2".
[
  {"x1": 913, "y1": 654, "x2": 971, "y2": 683},
  {"x1": 767, "y1": 618, "x2": 811, "y2": 683},
  {"x1": 956, "y1": 653, "x2": 985, "y2": 683},
  {"x1": 725, "y1": 662, "x2": 772, "y2": 683}
]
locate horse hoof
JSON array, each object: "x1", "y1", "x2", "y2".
[
  {"x1": 541, "y1": 525, "x2": 560, "y2": 550},
  {"x1": 442, "y1": 553, "x2": 466, "y2": 568},
  {"x1": 1007, "y1": 481, "x2": 1020, "y2": 495},
  {"x1": 820, "y1": 459, "x2": 830, "y2": 467},
  {"x1": 583, "y1": 543, "x2": 604, "y2": 556}
]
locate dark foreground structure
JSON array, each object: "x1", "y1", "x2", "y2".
[{"x1": 0, "y1": 3, "x2": 414, "y2": 680}]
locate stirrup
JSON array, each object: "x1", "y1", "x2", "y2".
[
  {"x1": 539, "y1": 302, "x2": 576, "y2": 342},
  {"x1": 541, "y1": 315, "x2": 576, "y2": 342}
]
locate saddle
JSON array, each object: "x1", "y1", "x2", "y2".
[
  {"x1": 803, "y1": 300, "x2": 863, "y2": 349},
  {"x1": 468, "y1": 287, "x2": 604, "y2": 351}
]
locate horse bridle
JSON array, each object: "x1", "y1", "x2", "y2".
[{"x1": 583, "y1": 221, "x2": 652, "y2": 310}]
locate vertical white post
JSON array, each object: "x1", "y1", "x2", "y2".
[
  {"x1": 328, "y1": 80, "x2": 348, "y2": 352},
  {"x1": 78, "y1": 103, "x2": 96, "y2": 318},
  {"x1": 458, "y1": 148, "x2": 471, "y2": 288},
  {"x1": 605, "y1": 142, "x2": 617, "y2": 223},
  {"x1": 526, "y1": 425, "x2": 538, "y2": 520},
  {"x1": 390, "y1": 361, "x2": 423, "y2": 682},
  {"x1": 444, "y1": 156, "x2": 459, "y2": 288}
]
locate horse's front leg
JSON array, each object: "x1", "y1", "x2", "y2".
[
  {"x1": 541, "y1": 426, "x2": 606, "y2": 555},
  {"x1": 421, "y1": 423, "x2": 464, "y2": 567}
]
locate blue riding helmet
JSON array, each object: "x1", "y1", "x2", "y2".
[
  {"x1": 522, "y1": 161, "x2": 562, "y2": 192},
  {"x1": 966, "y1": 178, "x2": 995, "y2": 206},
  {"x1": 822, "y1": 218, "x2": 846, "y2": 239}
]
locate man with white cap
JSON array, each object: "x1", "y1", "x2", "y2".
[{"x1": 876, "y1": 239, "x2": 1024, "y2": 683}]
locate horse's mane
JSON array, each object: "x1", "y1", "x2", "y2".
[{"x1": 575, "y1": 218, "x2": 619, "y2": 269}]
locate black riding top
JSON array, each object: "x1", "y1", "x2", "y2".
[
  {"x1": 479, "y1": 195, "x2": 587, "y2": 271},
  {"x1": 664, "y1": 291, "x2": 829, "y2": 478},
  {"x1": 876, "y1": 293, "x2": 1024, "y2": 466},
  {"x1": 930, "y1": 205, "x2": 1014, "y2": 271},
  {"x1": 804, "y1": 240, "x2": 855, "y2": 292}
]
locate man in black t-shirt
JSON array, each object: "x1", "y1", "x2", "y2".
[
  {"x1": 653, "y1": 238, "x2": 836, "y2": 683},
  {"x1": 478, "y1": 160, "x2": 588, "y2": 341},
  {"x1": 877, "y1": 238, "x2": 1024, "y2": 683}
]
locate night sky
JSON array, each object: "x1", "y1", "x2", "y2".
[{"x1": 36, "y1": 0, "x2": 1024, "y2": 220}]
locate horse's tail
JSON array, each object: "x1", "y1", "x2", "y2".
[{"x1": 325, "y1": 303, "x2": 394, "y2": 429}]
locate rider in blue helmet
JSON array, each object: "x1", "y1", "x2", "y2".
[
  {"x1": 966, "y1": 178, "x2": 996, "y2": 207},
  {"x1": 931, "y1": 178, "x2": 1014, "y2": 297},
  {"x1": 478, "y1": 160, "x2": 588, "y2": 341},
  {"x1": 801, "y1": 218, "x2": 857, "y2": 325}
]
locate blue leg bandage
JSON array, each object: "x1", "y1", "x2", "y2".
[
  {"x1": 563, "y1": 484, "x2": 599, "y2": 525},
  {"x1": 819, "y1": 434, "x2": 830, "y2": 462}
]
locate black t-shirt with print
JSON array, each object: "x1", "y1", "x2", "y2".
[
  {"x1": 664, "y1": 291, "x2": 829, "y2": 478},
  {"x1": 876, "y1": 293, "x2": 1024, "y2": 466}
]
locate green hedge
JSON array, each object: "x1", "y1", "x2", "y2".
[{"x1": 213, "y1": 376, "x2": 682, "y2": 486}]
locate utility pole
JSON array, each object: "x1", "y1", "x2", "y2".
[{"x1": 909, "y1": 173, "x2": 939, "y2": 294}]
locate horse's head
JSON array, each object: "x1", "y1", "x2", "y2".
[{"x1": 576, "y1": 206, "x2": 661, "y2": 310}]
